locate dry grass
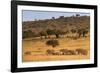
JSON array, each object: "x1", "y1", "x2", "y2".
[{"x1": 22, "y1": 36, "x2": 90, "y2": 62}]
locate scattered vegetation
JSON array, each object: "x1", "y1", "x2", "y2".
[
  {"x1": 22, "y1": 14, "x2": 90, "y2": 62},
  {"x1": 22, "y1": 15, "x2": 90, "y2": 39},
  {"x1": 46, "y1": 49, "x2": 88, "y2": 55}
]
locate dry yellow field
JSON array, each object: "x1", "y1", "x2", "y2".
[{"x1": 22, "y1": 37, "x2": 90, "y2": 62}]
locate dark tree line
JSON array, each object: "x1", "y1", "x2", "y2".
[{"x1": 23, "y1": 28, "x2": 89, "y2": 39}]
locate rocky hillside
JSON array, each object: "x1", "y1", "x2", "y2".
[{"x1": 22, "y1": 16, "x2": 90, "y2": 33}]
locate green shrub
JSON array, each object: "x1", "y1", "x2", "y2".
[{"x1": 46, "y1": 39, "x2": 59, "y2": 47}]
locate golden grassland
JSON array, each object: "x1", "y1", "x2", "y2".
[{"x1": 22, "y1": 36, "x2": 90, "y2": 62}]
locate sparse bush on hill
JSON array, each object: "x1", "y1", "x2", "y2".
[{"x1": 22, "y1": 15, "x2": 90, "y2": 39}]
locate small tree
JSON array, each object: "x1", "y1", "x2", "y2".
[
  {"x1": 46, "y1": 29, "x2": 55, "y2": 38},
  {"x1": 77, "y1": 29, "x2": 88, "y2": 38},
  {"x1": 52, "y1": 17, "x2": 55, "y2": 20},
  {"x1": 77, "y1": 29, "x2": 82, "y2": 38},
  {"x1": 39, "y1": 31, "x2": 47, "y2": 39},
  {"x1": 71, "y1": 29, "x2": 76, "y2": 33},
  {"x1": 82, "y1": 29, "x2": 88, "y2": 37},
  {"x1": 54, "y1": 30, "x2": 62, "y2": 38},
  {"x1": 46, "y1": 39, "x2": 59, "y2": 48},
  {"x1": 76, "y1": 14, "x2": 80, "y2": 17},
  {"x1": 22, "y1": 30, "x2": 36, "y2": 39}
]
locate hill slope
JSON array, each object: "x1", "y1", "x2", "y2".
[{"x1": 22, "y1": 16, "x2": 90, "y2": 33}]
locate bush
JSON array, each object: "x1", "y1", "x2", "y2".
[
  {"x1": 24, "y1": 51, "x2": 31, "y2": 55},
  {"x1": 46, "y1": 49, "x2": 55, "y2": 55},
  {"x1": 39, "y1": 31, "x2": 47, "y2": 39},
  {"x1": 46, "y1": 39, "x2": 59, "y2": 47},
  {"x1": 22, "y1": 30, "x2": 36, "y2": 39}
]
